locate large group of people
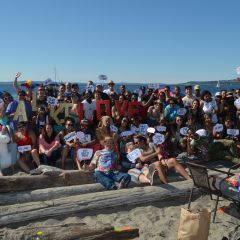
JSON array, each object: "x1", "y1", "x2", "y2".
[{"x1": 0, "y1": 72, "x2": 240, "y2": 190}]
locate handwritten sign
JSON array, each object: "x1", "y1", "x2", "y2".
[
  {"x1": 147, "y1": 127, "x2": 155, "y2": 134},
  {"x1": 139, "y1": 124, "x2": 149, "y2": 135},
  {"x1": 153, "y1": 133, "x2": 165, "y2": 145},
  {"x1": 64, "y1": 131, "x2": 76, "y2": 142},
  {"x1": 148, "y1": 83, "x2": 159, "y2": 89},
  {"x1": 234, "y1": 98, "x2": 240, "y2": 109},
  {"x1": 131, "y1": 126, "x2": 140, "y2": 134},
  {"x1": 127, "y1": 148, "x2": 142, "y2": 163},
  {"x1": 76, "y1": 131, "x2": 91, "y2": 143},
  {"x1": 214, "y1": 123, "x2": 224, "y2": 133},
  {"x1": 43, "y1": 78, "x2": 53, "y2": 86},
  {"x1": 47, "y1": 96, "x2": 58, "y2": 106},
  {"x1": 177, "y1": 108, "x2": 187, "y2": 116},
  {"x1": 196, "y1": 129, "x2": 207, "y2": 137},
  {"x1": 110, "y1": 125, "x2": 118, "y2": 133},
  {"x1": 120, "y1": 131, "x2": 133, "y2": 137},
  {"x1": 227, "y1": 129, "x2": 239, "y2": 136},
  {"x1": 77, "y1": 148, "x2": 93, "y2": 161},
  {"x1": 180, "y1": 127, "x2": 189, "y2": 136},
  {"x1": 98, "y1": 75, "x2": 108, "y2": 81},
  {"x1": 156, "y1": 126, "x2": 167, "y2": 132},
  {"x1": 18, "y1": 145, "x2": 32, "y2": 153}
]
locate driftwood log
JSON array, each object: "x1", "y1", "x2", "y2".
[
  {"x1": 0, "y1": 180, "x2": 195, "y2": 227},
  {"x1": 0, "y1": 170, "x2": 95, "y2": 193},
  {"x1": 0, "y1": 224, "x2": 139, "y2": 240}
]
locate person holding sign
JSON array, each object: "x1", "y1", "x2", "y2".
[
  {"x1": 75, "y1": 119, "x2": 100, "y2": 170},
  {"x1": 120, "y1": 142, "x2": 157, "y2": 185},
  {"x1": 5, "y1": 90, "x2": 32, "y2": 132},
  {"x1": 87, "y1": 136, "x2": 131, "y2": 190},
  {"x1": 39, "y1": 124, "x2": 62, "y2": 166},
  {"x1": 58, "y1": 117, "x2": 76, "y2": 169},
  {"x1": 14, "y1": 122, "x2": 40, "y2": 173}
]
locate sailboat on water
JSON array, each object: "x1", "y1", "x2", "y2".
[{"x1": 216, "y1": 80, "x2": 220, "y2": 88}]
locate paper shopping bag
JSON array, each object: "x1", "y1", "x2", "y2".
[{"x1": 178, "y1": 208, "x2": 211, "y2": 240}]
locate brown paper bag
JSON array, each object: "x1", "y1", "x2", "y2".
[{"x1": 178, "y1": 208, "x2": 211, "y2": 240}]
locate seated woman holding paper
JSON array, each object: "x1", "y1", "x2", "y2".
[
  {"x1": 0, "y1": 123, "x2": 18, "y2": 176},
  {"x1": 87, "y1": 136, "x2": 131, "y2": 190},
  {"x1": 14, "y1": 122, "x2": 41, "y2": 173},
  {"x1": 39, "y1": 124, "x2": 61, "y2": 166},
  {"x1": 75, "y1": 119, "x2": 101, "y2": 170},
  {"x1": 120, "y1": 141, "x2": 158, "y2": 185}
]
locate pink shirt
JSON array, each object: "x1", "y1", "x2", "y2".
[{"x1": 39, "y1": 134, "x2": 61, "y2": 154}]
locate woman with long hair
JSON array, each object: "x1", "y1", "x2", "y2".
[{"x1": 39, "y1": 124, "x2": 61, "y2": 166}]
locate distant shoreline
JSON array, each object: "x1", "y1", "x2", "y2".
[{"x1": 0, "y1": 79, "x2": 239, "y2": 86}]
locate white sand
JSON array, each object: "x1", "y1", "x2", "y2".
[{"x1": 1, "y1": 195, "x2": 239, "y2": 240}]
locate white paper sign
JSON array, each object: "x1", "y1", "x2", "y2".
[
  {"x1": 234, "y1": 98, "x2": 240, "y2": 109},
  {"x1": 156, "y1": 126, "x2": 167, "y2": 132},
  {"x1": 180, "y1": 127, "x2": 189, "y2": 136},
  {"x1": 177, "y1": 108, "x2": 187, "y2": 116},
  {"x1": 98, "y1": 75, "x2": 108, "y2": 81},
  {"x1": 120, "y1": 131, "x2": 133, "y2": 137},
  {"x1": 77, "y1": 148, "x2": 93, "y2": 161},
  {"x1": 127, "y1": 148, "x2": 142, "y2": 163},
  {"x1": 227, "y1": 129, "x2": 239, "y2": 136},
  {"x1": 47, "y1": 96, "x2": 58, "y2": 106},
  {"x1": 64, "y1": 131, "x2": 76, "y2": 142},
  {"x1": 43, "y1": 78, "x2": 53, "y2": 86},
  {"x1": 147, "y1": 127, "x2": 155, "y2": 134},
  {"x1": 76, "y1": 131, "x2": 91, "y2": 143},
  {"x1": 196, "y1": 129, "x2": 207, "y2": 137},
  {"x1": 110, "y1": 125, "x2": 118, "y2": 133},
  {"x1": 148, "y1": 83, "x2": 159, "y2": 89},
  {"x1": 214, "y1": 123, "x2": 224, "y2": 133},
  {"x1": 139, "y1": 124, "x2": 149, "y2": 135},
  {"x1": 131, "y1": 126, "x2": 140, "y2": 134},
  {"x1": 153, "y1": 133, "x2": 165, "y2": 145},
  {"x1": 18, "y1": 145, "x2": 32, "y2": 153}
]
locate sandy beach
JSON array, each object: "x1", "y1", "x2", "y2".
[{"x1": 1, "y1": 189, "x2": 240, "y2": 240}]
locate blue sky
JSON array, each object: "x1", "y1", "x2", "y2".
[{"x1": 0, "y1": 0, "x2": 239, "y2": 84}]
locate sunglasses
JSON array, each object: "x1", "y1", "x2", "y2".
[
  {"x1": 134, "y1": 141, "x2": 140, "y2": 144},
  {"x1": 66, "y1": 123, "x2": 73, "y2": 126}
]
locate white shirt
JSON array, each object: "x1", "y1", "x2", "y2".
[{"x1": 81, "y1": 100, "x2": 96, "y2": 120}]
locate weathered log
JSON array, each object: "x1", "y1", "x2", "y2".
[
  {"x1": 0, "y1": 183, "x2": 106, "y2": 206},
  {"x1": 0, "y1": 224, "x2": 139, "y2": 240},
  {"x1": 0, "y1": 170, "x2": 95, "y2": 193},
  {"x1": 0, "y1": 180, "x2": 195, "y2": 227}
]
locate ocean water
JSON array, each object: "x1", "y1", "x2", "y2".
[{"x1": 0, "y1": 81, "x2": 239, "y2": 98}]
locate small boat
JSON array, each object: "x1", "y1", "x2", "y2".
[{"x1": 216, "y1": 80, "x2": 220, "y2": 88}]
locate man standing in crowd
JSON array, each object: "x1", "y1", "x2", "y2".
[
  {"x1": 182, "y1": 85, "x2": 195, "y2": 109},
  {"x1": 194, "y1": 85, "x2": 201, "y2": 99}
]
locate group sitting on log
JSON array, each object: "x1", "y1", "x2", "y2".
[{"x1": 0, "y1": 72, "x2": 240, "y2": 191}]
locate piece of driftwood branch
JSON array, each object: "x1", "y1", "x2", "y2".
[{"x1": 0, "y1": 180, "x2": 195, "y2": 227}]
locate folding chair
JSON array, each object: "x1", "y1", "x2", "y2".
[{"x1": 187, "y1": 162, "x2": 224, "y2": 222}]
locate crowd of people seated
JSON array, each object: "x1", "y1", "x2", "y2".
[{"x1": 0, "y1": 72, "x2": 240, "y2": 190}]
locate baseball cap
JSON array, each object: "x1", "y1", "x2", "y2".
[
  {"x1": 194, "y1": 85, "x2": 200, "y2": 90},
  {"x1": 215, "y1": 92, "x2": 221, "y2": 97}
]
